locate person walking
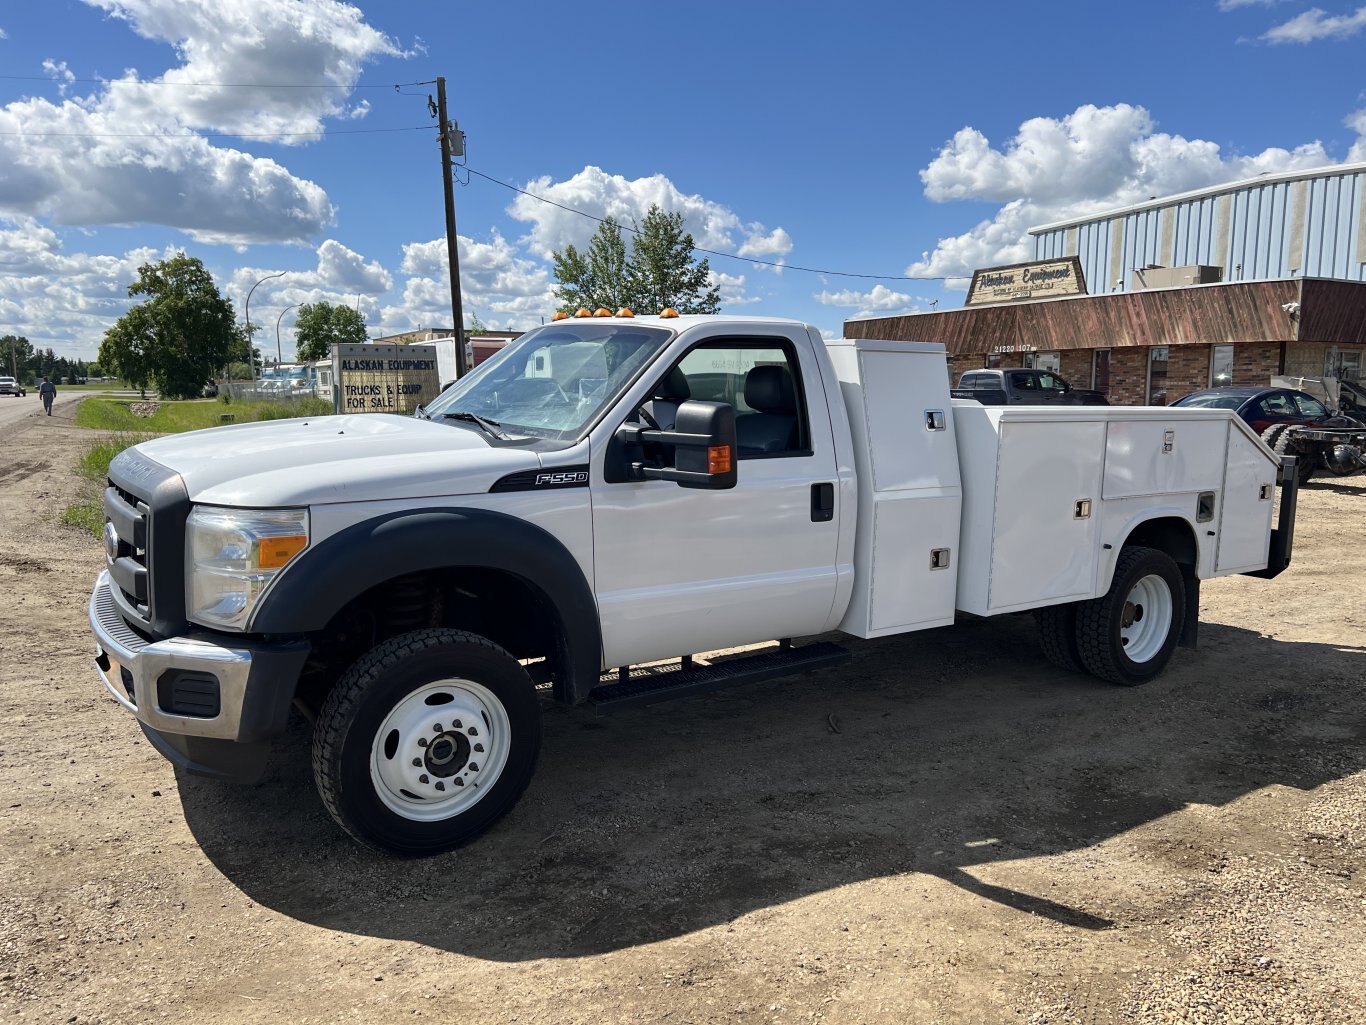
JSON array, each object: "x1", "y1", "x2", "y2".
[{"x1": 38, "y1": 376, "x2": 56, "y2": 416}]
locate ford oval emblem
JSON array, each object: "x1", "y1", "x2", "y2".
[{"x1": 103, "y1": 522, "x2": 119, "y2": 564}]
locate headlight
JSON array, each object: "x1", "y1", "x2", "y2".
[{"x1": 186, "y1": 506, "x2": 309, "y2": 630}]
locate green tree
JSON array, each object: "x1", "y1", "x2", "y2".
[
  {"x1": 551, "y1": 207, "x2": 720, "y2": 316},
  {"x1": 552, "y1": 216, "x2": 632, "y2": 313},
  {"x1": 2, "y1": 334, "x2": 34, "y2": 382},
  {"x1": 293, "y1": 301, "x2": 367, "y2": 362},
  {"x1": 99, "y1": 254, "x2": 235, "y2": 399},
  {"x1": 625, "y1": 206, "x2": 721, "y2": 315}
]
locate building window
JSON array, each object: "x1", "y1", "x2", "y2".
[
  {"x1": 1092, "y1": 349, "x2": 1111, "y2": 394},
  {"x1": 1034, "y1": 351, "x2": 1061, "y2": 374},
  {"x1": 985, "y1": 352, "x2": 1003, "y2": 368},
  {"x1": 1210, "y1": 344, "x2": 1234, "y2": 387},
  {"x1": 1147, "y1": 347, "x2": 1169, "y2": 405}
]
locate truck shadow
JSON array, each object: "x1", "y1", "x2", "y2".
[{"x1": 179, "y1": 615, "x2": 1365, "y2": 960}]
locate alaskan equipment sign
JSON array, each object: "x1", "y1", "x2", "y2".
[
  {"x1": 334, "y1": 343, "x2": 442, "y2": 415},
  {"x1": 965, "y1": 257, "x2": 1086, "y2": 307}
]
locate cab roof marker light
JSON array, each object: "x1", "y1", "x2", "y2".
[
  {"x1": 551, "y1": 311, "x2": 570, "y2": 321},
  {"x1": 574, "y1": 308, "x2": 592, "y2": 318},
  {"x1": 616, "y1": 307, "x2": 635, "y2": 318},
  {"x1": 660, "y1": 307, "x2": 680, "y2": 319},
  {"x1": 593, "y1": 308, "x2": 612, "y2": 317}
]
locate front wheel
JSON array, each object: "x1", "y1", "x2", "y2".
[
  {"x1": 311, "y1": 629, "x2": 542, "y2": 855},
  {"x1": 1076, "y1": 547, "x2": 1185, "y2": 686}
]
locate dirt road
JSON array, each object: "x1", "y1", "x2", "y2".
[{"x1": 1, "y1": 405, "x2": 1362, "y2": 1024}]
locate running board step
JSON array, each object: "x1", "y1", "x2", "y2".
[{"x1": 587, "y1": 641, "x2": 849, "y2": 711}]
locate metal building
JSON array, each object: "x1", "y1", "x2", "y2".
[
  {"x1": 1031, "y1": 161, "x2": 1366, "y2": 293},
  {"x1": 848, "y1": 161, "x2": 1366, "y2": 408}
]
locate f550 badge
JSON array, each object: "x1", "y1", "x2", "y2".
[{"x1": 537, "y1": 471, "x2": 589, "y2": 486}]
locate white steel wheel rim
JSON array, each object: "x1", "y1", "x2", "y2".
[
  {"x1": 370, "y1": 679, "x2": 512, "y2": 822},
  {"x1": 1119, "y1": 574, "x2": 1173, "y2": 664}
]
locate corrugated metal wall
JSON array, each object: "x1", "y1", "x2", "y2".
[{"x1": 1032, "y1": 167, "x2": 1366, "y2": 293}]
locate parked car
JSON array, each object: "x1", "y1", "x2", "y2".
[
  {"x1": 1169, "y1": 387, "x2": 1365, "y2": 434},
  {"x1": 0, "y1": 376, "x2": 26, "y2": 397},
  {"x1": 951, "y1": 368, "x2": 1108, "y2": 406}
]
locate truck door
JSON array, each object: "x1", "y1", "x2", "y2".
[
  {"x1": 591, "y1": 333, "x2": 842, "y2": 669},
  {"x1": 1036, "y1": 372, "x2": 1068, "y2": 404}
]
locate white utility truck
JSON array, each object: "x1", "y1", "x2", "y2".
[{"x1": 89, "y1": 312, "x2": 1297, "y2": 854}]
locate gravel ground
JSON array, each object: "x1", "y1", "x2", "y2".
[{"x1": 0, "y1": 402, "x2": 1362, "y2": 1025}]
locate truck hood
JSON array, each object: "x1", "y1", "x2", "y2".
[{"x1": 132, "y1": 414, "x2": 543, "y2": 507}]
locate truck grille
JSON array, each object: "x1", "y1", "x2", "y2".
[{"x1": 104, "y1": 450, "x2": 191, "y2": 638}]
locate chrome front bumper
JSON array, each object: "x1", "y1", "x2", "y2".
[{"x1": 90, "y1": 571, "x2": 259, "y2": 741}]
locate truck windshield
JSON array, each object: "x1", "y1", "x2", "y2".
[{"x1": 423, "y1": 323, "x2": 673, "y2": 439}]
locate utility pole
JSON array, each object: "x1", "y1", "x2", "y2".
[{"x1": 435, "y1": 77, "x2": 469, "y2": 378}]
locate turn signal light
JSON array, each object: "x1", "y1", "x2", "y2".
[
  {"x1": 574, "y1": 308, "x2": 592, "y2": 318},
  {"x1": 660, "y1": 308, "x2": 680, "y2": 319},
  {"x1": 616, "y1": 307, "x2": 635, "y2": 317},
  {"x1": 552, "y1": 311, "x2": 569, "y2": 321},
  {"x1": 708, "y1": 446, "x2": 733, "y2": 475},
  {"x1": 258, "y1": 534, "x2": 307, "y2": 569},
  {"x1": 593, "y1": 307, "x2": 612, "y2": 317}
]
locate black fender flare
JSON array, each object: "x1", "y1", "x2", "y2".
[{"x1": 249, "y1": 508, "x2": 602, "y2": 703}]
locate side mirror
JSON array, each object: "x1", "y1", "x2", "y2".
[{"x1": 619, "y1": 400, "x2": 738, "y2": 490}]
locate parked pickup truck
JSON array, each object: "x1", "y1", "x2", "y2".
[
  {"x1": 0, "y1": 376, "x2": 26, "y2": 397},
  {"x1": 89, "y1": 312, "x2": 1297, "y2": 854},
  {"x1": 952, "y1": 368, "x2": 1108, "y2": 405}
]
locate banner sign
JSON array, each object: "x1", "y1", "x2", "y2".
[
  {"x1": 333, "y1": 343, "x2": 442, "y2": 415},
  {"x1": 966, "y1": 257, "x2": 1087, "y2": 306}
]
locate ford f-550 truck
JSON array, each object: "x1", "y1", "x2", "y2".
[{"x1": 89, "y1": 312, "x2": 1297, "y2": 855}]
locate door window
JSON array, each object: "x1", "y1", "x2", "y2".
[
  {"x1": 1291, "y1": 393, "x2": 1328, "y2": 418},
  {"x1": 1210, "y1": 344, "x2": 1235, "y2": 387},
  {"x1": 1092, "y1": 349, "x2": 1111, "y2": 393},
  {"x1": 1255, "y1": 392, "x2": 1295, "y2": 418},
  {"x1": 1147, "y1": 347, "x2": 1169, "y2": 405},
  {"x1": 655, "y1": 341, "x2": 808, "y2": 458}
]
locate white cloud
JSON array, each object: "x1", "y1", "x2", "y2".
[
  {"x1": 387, "y1": 231, "x2": 554, "y2": 333},
  {"x1": 1349, "y1": 109, "x2": 1366, "y2": 161},
  {"x1": 909, "y1": 103, "x2": 1333, "y2": 281},
  {"x1": 316, "y1": 239, "x2": 392, "y2": 294},
  {"x1": 81, "y1": 0, "x2": 406, "y2": 140},
  {"x1": 0, "y1": 92, "x2": 336, "y2": 243},
  {"x1": 0, "y1": 0, "x2": 414, "y2": 244},
  {"x1": 1217, "y1": 0, "x2": 1283, "y2": 9},
  {"x1": 508, "y1": 165, "x2": 755, "y2": 259},
  {"x1": 816, "y1": 284, "x2": 923, "y2": 320},
  {"x1": 0, "y1": 27, "x2": 7, "y2": 39},
  {"x1": 1263, "y1": 5, "x2": 1366, "y2": 42},
  {"x1": 0, "y1": 219, "x2": 170, "y2": 356},
  {"x1": 737, "y1": 225, "x2": 793, "y2": 261}
]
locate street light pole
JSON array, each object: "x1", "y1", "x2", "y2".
[
  {"x1": 245, "y1": 270, "x2": 286, "y2": 380},
  {"x1": 275, "y1": 304, "x2": 299, "y2": 366}
]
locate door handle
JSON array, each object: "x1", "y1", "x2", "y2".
[{"x1": 811, "y1": 482, "x2": 834, "y2": 522}]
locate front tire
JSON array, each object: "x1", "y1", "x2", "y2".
[
  {"x1": 311, "y1": 629, "x2": 542, "y2": 855},
  {"x1": 1076, "y1": 547, "x2": 1185, "y2": 686}
]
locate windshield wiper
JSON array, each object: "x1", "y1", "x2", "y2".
[{"x1": 438, "y1": 410, "x2": 509, "y2": 440}]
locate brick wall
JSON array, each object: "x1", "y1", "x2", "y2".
[
  {"x1": 1059, "y1": 348, "x2": 1092, "y2": 388},
  {"x1": 1232, "y1": 342, "x2": 1282, "y2": 387},
  {"x1": 1108, "y1": 348, "x2": 1149, "y2": 405},
  {"x1": 1163, "y1": 345, "x2": 1211, "y2": 403},
  {"x1": 949, "y1": 354, "x2": 981, "y2": 384}
]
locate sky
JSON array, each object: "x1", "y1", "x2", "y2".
[{"x1": 1, "y1": 0, "x2": 1364, "y2": 364}]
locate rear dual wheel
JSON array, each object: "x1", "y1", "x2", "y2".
[{"x1": 1075, "y1": 546, "x2": 1185, "y2": 686}]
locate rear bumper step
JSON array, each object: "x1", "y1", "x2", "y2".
[{"x1": 589, "y1": 641, "x2": 850, "y2": 711}]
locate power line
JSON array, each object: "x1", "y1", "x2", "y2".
[
  {"x1": 463, "y1": 166, "x2": 946, "y2": 282},
  {"x1": 0, "y1": 74, "x2": 431, "y2": 90},
  {"x1": 0, "y1": 124, "x2": 432, "y2": 139}
]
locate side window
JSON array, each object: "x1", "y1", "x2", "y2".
[
  {"x1": 1037, "y1": 373, "x2": 1062, "y2": 390},
  {"x1": 1256, "y1": 393, "x2": 1293, "y2": 417},
  {"x1": 1293, "y1": 394, "x2": 1327, "y2": 417},
  {"x1": 1009, "y1": 372, "x2": 1036, "y2": 390},
  {"x1": 656, "y1": 340, "x2": 809, "y2": 459}
]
